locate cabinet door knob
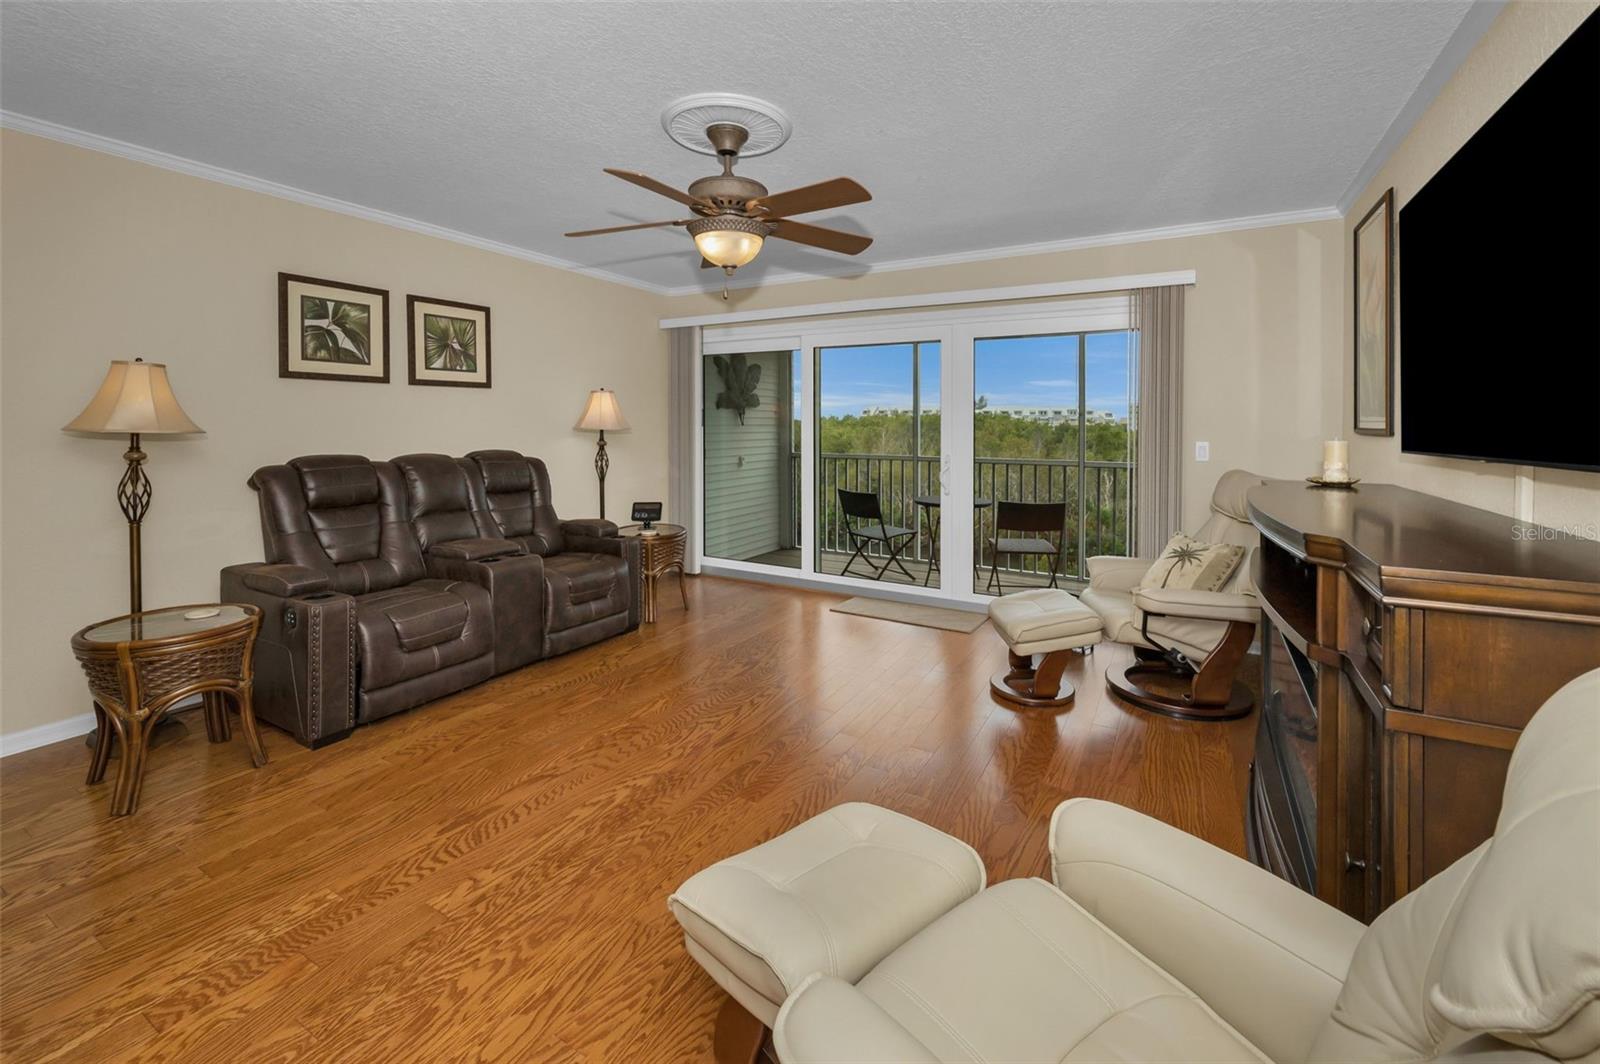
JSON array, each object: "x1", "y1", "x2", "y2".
[{"x1": 1344, "y1": 852, "x2": 1368, "y2": 872}]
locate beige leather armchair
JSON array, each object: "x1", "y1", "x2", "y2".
[
  {"x1": 1080, "y1": 468, "x2": 1269, "y2": 719},
  {"x1": 774, "y1": 668, "x2": 1600, "y2": 1063}
]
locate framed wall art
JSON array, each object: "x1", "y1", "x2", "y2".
[
  {"x1": 408, "y1": 295, "x2": 491, "y2": 388},
  {"x1": 1353, "y1": 188, "x2": 1395, "y2": 436},
  {"x1": 279, "y1": 273, "x2": 389, "y2": 383}
]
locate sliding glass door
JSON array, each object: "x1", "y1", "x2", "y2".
[
  {"x1": 696, "y1": 296, "x2": 1134, "y2": 604},
  {"x1": 815, "y1": 341, "x2": 942, "y2": 588},
  {"x1": 969, "y1": 330, "x2": 1134, "y2": 595},
  {"x1": 701, "y1": 348, "x2": 802, "y2": 568}
]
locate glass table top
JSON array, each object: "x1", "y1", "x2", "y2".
[{"x1": 82, "y1": 604, "x2": 252, "y2": 644}]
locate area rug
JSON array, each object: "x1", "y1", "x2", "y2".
[{"x1": 830, "y1": 596, "x2": 989, "y2": 633}]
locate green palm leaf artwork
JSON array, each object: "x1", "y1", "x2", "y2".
[
  {"x1": 300, "y1": 296, "x2": 371, "y2": 364},
  {"x1": 1156, "y1": 541, "x2": 1206, "y2": 587},
  {"x1": 712, "y1": 354, "x2": 762, "y2": 425},
  {"x1": 423, "y1": 314, "x2": 477, "y2": 373}
]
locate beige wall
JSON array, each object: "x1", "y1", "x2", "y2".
[
  {"x1": 663, "y1": 220, "x2": 1347, "y2": 534},
  {"x1": 0, "y1": 129, "x2": 669, "y2": 740},
  {"x1": 1341, "y1": 1, "x2": 1600, "y2": 530}
]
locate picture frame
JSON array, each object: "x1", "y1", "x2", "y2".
[
  {"x1": 1353, "y1": 188, "x2": 1395, "y2": 436},
  {"x1": 279, "y1": 273, "x2": 390, "y2": 383},
  {"x1": 407, "y1": 295, "x2": 492, "y2": 388}
]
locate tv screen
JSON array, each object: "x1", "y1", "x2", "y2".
[{"x1": 1398, "y1": 8, "x2": 1600, "y2": 472}]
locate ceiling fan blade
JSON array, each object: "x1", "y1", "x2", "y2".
[
  {"x1": 749, "y1": 178, "x2": 871, "y2": 218},
  {"x1": 565, "y1": 219, "x2": 690, "y2": 237},
  {"x1": 768, "y1": 219, "x2": 873, "y2": 256},
  {"x1": 603, "y1": 168, "x2": 705, "y2": 208}
]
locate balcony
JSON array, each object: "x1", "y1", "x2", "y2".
[{"x1": 748, "y1": 452, "x2": 1135, "y2": 592}]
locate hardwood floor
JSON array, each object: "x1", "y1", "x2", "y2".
[
  {"x1": 0, "y1": 576, "x2": 1256, "y2": 1062},
  {"x1": 740, "y1": 546, "x2": 1065, "y2": 592}
]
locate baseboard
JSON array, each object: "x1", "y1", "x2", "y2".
[
  {"x1": 0, "y1": 712, "x2": 96, "y2": 757},
  {"x1": 1, "y1": 696, "x2": 204, "y2": 758}
]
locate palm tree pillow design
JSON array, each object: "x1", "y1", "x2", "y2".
[{"x1": 1141, "y1": 533, "x2": 1246, "y2": 592}]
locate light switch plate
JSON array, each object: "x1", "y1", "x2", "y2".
[{"x1": 1195, "y1": 441, "x2": 1210, "y2": 461}]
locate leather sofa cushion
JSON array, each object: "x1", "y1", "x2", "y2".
[
  {"x1": 354, "y1": 580, "x2": 492, "y2": 691},
  {"x1": 856, "y1": 878, "x2": 1268, "y2": 1062},
  {"x1": 561, "y1": 518, "x2": 618, "y2": 538},
  {"x1": 292, "y1": 455, "x2": 380, "y2": 510},
  {"x1": 238, "y1": 563, "x2": 330, "y2": 598},
  {"x1": 384, "y1": 595, "x2": 469, "y2": 652},
  {"x1": 543, "y1": 552, "x2": 629, "y2": 631},
  {"x1": 428, "y1": 537, "x2": 522, "y2": 562},
  {"x1": 469, "y1": 450, "x2": 566, "y2": 555}
]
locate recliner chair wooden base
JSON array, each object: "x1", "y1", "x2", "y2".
[{"x1": 1106, "y1": 619, "x2": 1255, "y2": 721}]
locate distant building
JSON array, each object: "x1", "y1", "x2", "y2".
[{"x1": 857, "y1": 405, "x2": 1127, "y2": 425}]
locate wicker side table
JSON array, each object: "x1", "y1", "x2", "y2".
[
  {"x1": 619, "y1": 523, "x2": 689, "y2": 623},
  {"x1": 70, "y1": 603, "x2": 265, "y2": 816}
]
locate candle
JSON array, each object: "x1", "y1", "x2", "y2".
[{"x1": 1322, "y1": 439, "x2": 1350, "y2": 482}]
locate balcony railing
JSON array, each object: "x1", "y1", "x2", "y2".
[{"x1": 794, "y1": 452, "x2": 1135, "y2": 583}]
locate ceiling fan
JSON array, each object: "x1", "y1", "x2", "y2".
[{"x1": 565, "y1": 121, "x2": 872, "y2": 294}]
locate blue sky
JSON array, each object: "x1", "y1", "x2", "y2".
[{"x1": 806, "y1": 333, "x2": 1133, "y2": 418}]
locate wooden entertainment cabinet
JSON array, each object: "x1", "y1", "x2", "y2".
[{"x1": 1244, "y1": 481, "x2": 1600, "y2": 922}]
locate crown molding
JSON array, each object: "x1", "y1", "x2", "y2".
[
  {"x1": 0, "y1": 110, "x2": 674, "y2": 295},
  {"x1": 657, "y1": 205, "x2": 1342, "y2": 297},
  {"x1": 1336, "y1": 0, "x2": 1506, "y2": 215},
  {"x1": 4, "y1": 109, "x2": 1341, "y2": 301}
]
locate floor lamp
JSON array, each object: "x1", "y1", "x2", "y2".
[
  {"x1": 63, "y1": 358, "x2": 205, "y2": 614},
  {"x1": 575, "y1": 388, "x2": 628, "y2": 520}
]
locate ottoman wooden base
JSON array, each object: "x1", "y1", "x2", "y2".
[{"x1": 990, "y1": 648, "x2": 1077, "y2": 710}]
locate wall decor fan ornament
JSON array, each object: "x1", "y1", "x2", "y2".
[
  {"x1": 712, "y1": 353, "x2": 761, "y2": 424},
  {"x1": 565, "y1": 96, "x2": 873, "y2": 298}
]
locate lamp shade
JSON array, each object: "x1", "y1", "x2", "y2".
[
  {"x1": 575, "y1": 388, "x2": 629, "y2": 432},
  {"x1": 63, "y1": 359, "x2": 204, "y2": 436}
]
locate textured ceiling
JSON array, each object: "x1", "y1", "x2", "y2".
[{"x1": 0, "y1": 1, "x2": 1475, "y2": 292}]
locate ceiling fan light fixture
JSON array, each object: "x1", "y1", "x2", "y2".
[{"x1": 688, "y1": 215, "x2": 768, "y2": 269}]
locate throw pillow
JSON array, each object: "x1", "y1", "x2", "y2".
[{"x1": 1141, "y1": 533, "x2": 1245, "y2": 592}]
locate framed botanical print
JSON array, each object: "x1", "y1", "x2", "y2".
[
  {"x1": 1353, "y1": 188, "x2": 1394, "y2": 436},
  {"x1": 279, "y1": 273, "x2": 389, "y2": 383},
  {"x1": 407, "y1": 295, "x2": 491, "y2": 388}
]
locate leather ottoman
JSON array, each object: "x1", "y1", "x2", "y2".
[
  {"x1": 988, "y1": 588, "x2": 1103, "y2": 708},
  {"x1": 669, "y1": 802, "x2": 985, "y2": 1058}
]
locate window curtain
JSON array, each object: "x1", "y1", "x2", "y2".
[
  {"x1": 666, "y1": 326, "x2": 701, "y2": 573},
  {"x1": 1130, "y1": 285, "x2": 1185, "y2": 555}
]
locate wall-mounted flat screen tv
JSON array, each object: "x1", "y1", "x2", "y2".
[{"x1": 1398, "y1": 8, "x2": 1599, "y2": 472}]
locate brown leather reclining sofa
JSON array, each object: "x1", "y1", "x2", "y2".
[{"x1": 220, "y1": 449, "x2": 640, "y2": 748}]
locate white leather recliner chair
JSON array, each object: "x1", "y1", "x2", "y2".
[
  {"x1": 773, "y1": 668, "x2": 1600, "y2": 1063},
  {"x1": 1080, "y1": 468, "x2": 1269, "y2": 720}
]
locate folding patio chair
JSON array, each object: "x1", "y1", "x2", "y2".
[
  {"x1": 986, "y1": 500, "x2": 1068, "y2": 595},
  {"x1": 837, "y1": 488, "x2": 918, "y2": 583}
]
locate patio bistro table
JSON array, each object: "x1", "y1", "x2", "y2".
[{"x1": 911, "y1": 496, "x2": 993, "y2": 588}]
